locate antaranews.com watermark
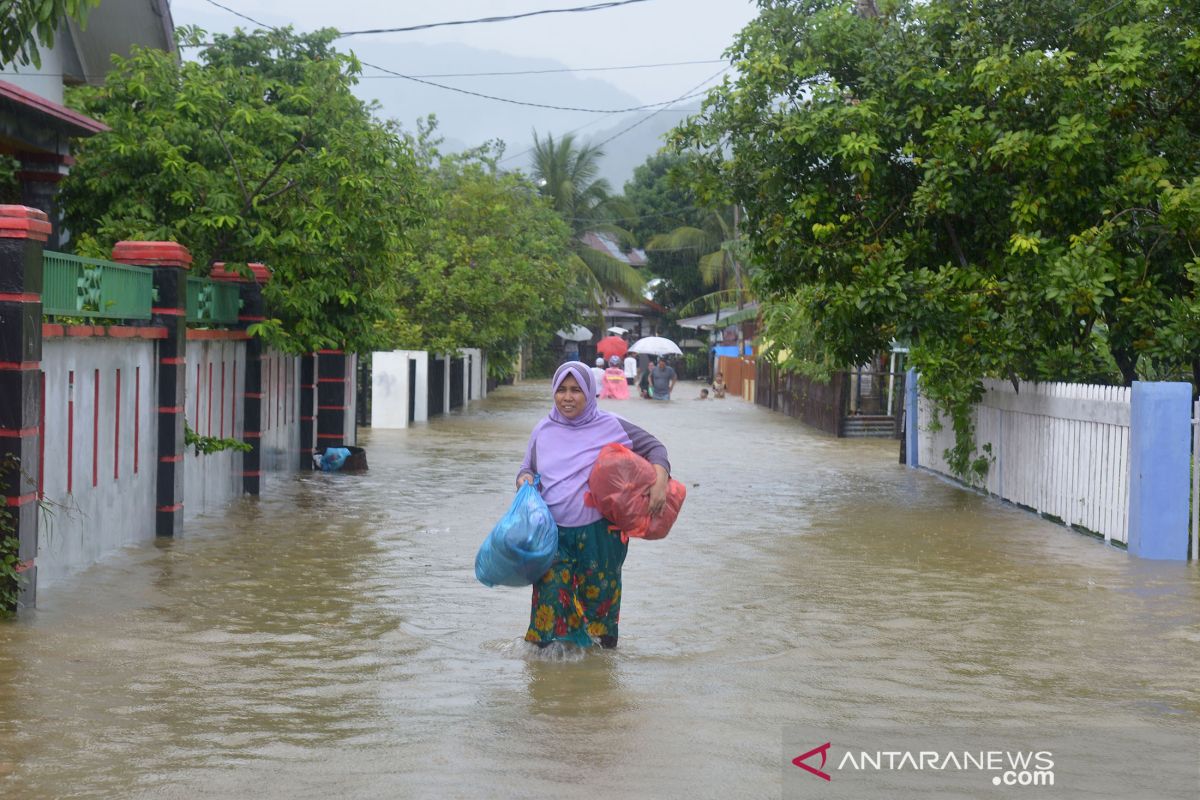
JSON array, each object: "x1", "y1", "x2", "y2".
[{"x1": 783, "y1": 726, "x2": 1197, "y2": 798}]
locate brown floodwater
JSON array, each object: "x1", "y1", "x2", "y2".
[{"x1": 1, "y1": 381, "x2": 1198, "y2": 799}]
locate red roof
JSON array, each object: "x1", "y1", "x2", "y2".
[{"x1": 0, "y1": 80, "x2": 108, "y2": 136}]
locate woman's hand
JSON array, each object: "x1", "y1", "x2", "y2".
[
  {"x1": 516, "y1": 473, "x2": 534, "y2": 490},
  {"x1": 646, "y1": 465, "x2": 669, "y2": 516}
]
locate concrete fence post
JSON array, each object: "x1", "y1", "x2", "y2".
[
  {"x1": 905, "y1": 368, "x2": 919, "y2": 468},
  {"x1": 211, "y1": 262, "x2": 271, "y2": 495},
  {"x1": 316, "y1": 350, "x2": 349, "y2": 450},
  {"x1": 111, "y1": 241, "x2": 192, "y2": 538},
  {"x1": 1127, "y1": 381, "x2": 1191, "y2": 560},
  {"x1": 0, "y1": 205, "x2": 50, "y2": 609}
]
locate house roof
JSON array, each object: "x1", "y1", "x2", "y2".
[
  {"x1": 66, "y1": 0, "x2": 176, "y2": 85},
  {"x1": 580, "y1": 230, "x2": 647, "y2": 267},
  {"x1": 0, "y1": 79, "x2": 107, "y2": 138},
  {"x1": 676, "y1": 303, "x2": 759, "y2": 330}
]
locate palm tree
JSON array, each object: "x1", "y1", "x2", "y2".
[
  {"x1": 530, "y1": 132, "x2": 645, "y2": 301},
  {"x1": 646, "y1": 205, "x2": 752, "y2": 317}
]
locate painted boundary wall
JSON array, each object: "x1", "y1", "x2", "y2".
[
  {"x1": 0, "y1": 214, "x2": 366, "y2": 607},
  {"x1": 371, "y1": 348, "x2": 485, "y2": 429},
  {"x1": 40, "y1": 337, "x2": 159, "y2": 583},
  {"x1": 908, "y1": 373, "x2": 1192, "y2": 559}
]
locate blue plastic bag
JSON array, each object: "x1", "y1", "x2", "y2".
[
  {"x1": 319, "y1": 447, "x2": 351, "y2": 472},
  {"x1": 475, "y1": 482, "x2": 559, "y2": 587}
]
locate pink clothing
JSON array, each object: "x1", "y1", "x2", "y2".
[{"x1": 600, "y1": 367, "x2": 630, "y2": 399}]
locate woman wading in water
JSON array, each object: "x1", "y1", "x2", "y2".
[{"x1": 516, "y1": 362, "x2": 671, "y2": 648}]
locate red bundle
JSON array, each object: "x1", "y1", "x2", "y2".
[{"x1": 584, "y1": 443, "x2": 686, "y2": 540}]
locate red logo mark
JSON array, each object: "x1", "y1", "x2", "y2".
[{"x1": 792, "y1": 742, "x2": 832, "y2": 781}]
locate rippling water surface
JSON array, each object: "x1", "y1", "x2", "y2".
[{"x1": 2, "y1": 381, "x2": 1198, "y2": 798}]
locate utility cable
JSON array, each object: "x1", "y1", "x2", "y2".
[
  {"x1": 202, "y1": 0, "x2": 723, "y2": 114},
  {"x1": 337, "y1": 0, "x2": 653, "y2": 37},
  {"x1": 355, "y1": 59, "x2": 722, "y2": 113},
  {"x1": 357, "y1": 58, "x2": 727, "y2": 79},
  {"x1": 498, "y1": 66, "x2": 728, "y2": 166}
]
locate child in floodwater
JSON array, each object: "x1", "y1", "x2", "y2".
[
  {"x1": 711, "y1": 371, "x2": 727, "y2": 399},
  {"x1": 515, "y1": 362, "x2": 671, "y2": 649}
]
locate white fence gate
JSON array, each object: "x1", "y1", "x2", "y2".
[{"x1": 918, "y1": 380, "x2": 1132, "y2": 543}]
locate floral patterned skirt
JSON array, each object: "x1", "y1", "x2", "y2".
[{"x1": 525, "y1": 518, "x2": 628, "y2": 647}]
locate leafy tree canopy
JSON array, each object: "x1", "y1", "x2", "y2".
[
  {"x1": 0, "y1": 0, "x2": 98, "y2": 68},
  {"x1": 395, "y1": 125, "x2": 584, "y2": 374},
  {"x1": 530, "y1": 131, "x2": 646, "y2": 302},
  {"x1": 620, "y1": 151, "x2": 709, "y2": 244},
  {"x1": 61, "y1": 26, "x2": 431, "y2": 354},
  {"x1": 674, "y1": 0, "x2": 1200, "y2": 476}
]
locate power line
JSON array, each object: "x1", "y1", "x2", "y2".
[
  {"x1": 593, "y1": 66, "x2": 728, "y2": 149},
  {"x1": 202, "y1": 0, "x2": 272, "y2": 29},
  {"x1": 201, "y1": 0, "x2": 724, "y2": 114},
  {"x1": 499, "y1": 66, "x2": 728, "y2": 166},
  {"x1": 336, "y1": 0, "x2": 652, "y2": 37},
  {"x1": 357, "y1": 58, "x2": 727, "y2": 80},
  {"x1": 354, "y1": 59, "x2": 721, "y2": 113}
]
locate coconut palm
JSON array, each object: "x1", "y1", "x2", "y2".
[
  {"x1": 646, "y1": 205, "x2": 752, "y2": 316},
  {"x1": 530, "y1": 132, "x2": 645, "y2": 301}
]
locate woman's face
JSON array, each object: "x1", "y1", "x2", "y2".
[{"x1": 554, "y1": 374, "x2": 587, "y2": 419}]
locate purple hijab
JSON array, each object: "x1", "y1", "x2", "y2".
[{"x1": 519, "y1": 361, "x2": 632, "y2": 526}]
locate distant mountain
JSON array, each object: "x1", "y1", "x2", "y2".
[
  {"x1": 343, "y1": 40, "x2": 705, "y2": 190},
  {"x1": 582, "y1": 108, "x2": 699, "y2": 191}
]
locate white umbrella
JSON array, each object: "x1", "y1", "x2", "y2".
[
  {"x1": 628, "y1": 336, "x2": 682, "y2": 356},
  {"x1": 556, "y1": 324, "x2": 592, "y2": 342},
  {"x1": 606, "y1": 326, "x2": 629, "y2": 335}
]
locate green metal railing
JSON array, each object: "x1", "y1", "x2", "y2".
[
  {"x1": 186, "y1": 277, "x2": 241, "y2": 325},
  {"x1": 42, "y1": 251, "x2": 153, "y2": 320}
]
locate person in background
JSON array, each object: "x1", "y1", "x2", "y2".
[
  {"x1": 601, "y1": 355, "x2": 630, "y2": 400},
  {"x1": 590, "y1": 357, "x2": 606, "y2": 398},
  {"x1": 649, "y1": 357, "x2": 677, "y2": 401},
  {"x1": 636, "y1": 352, "x2": 652, "y2": 398},
  {"x1": 515, "y1": 362, "x2": 671, "y2": 649},
  {"x1": 695, "y1": 388, "x2": 710, "y2": 400},
  {"x1": 623, "y1": 352, "x2": 638, "y2": 387},
  {"x1": 711, "y1": 371, "x2": 727, "y2": 399}
]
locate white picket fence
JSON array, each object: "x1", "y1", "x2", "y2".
[{"x1": 917, "y1": 379, "x2": 1132, "y2": 543}]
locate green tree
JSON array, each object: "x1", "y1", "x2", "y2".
[
  {"x1": 60, "y1": 26, "x2": 431, "y2": 354},
  {"x1": 646, "y1": 205, "x2": 752, "y2": 315},
  {"x1": 620, "y1": 152, "x2": 708, "y2": 244},
  {"x1": 530, "y1": 131, "x2": 646, "y2": 301},
  {"x1": 396, "y1": 131, "x2": 583, "y2": 377},
  {"x1": 674, "y1": 0, "x2": 1200, "y2": 476},
  {"x1": 0, "y1": 0, "x2": 98, "y2": 68}
]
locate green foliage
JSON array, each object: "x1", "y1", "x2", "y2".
[
  {"x1": 0, "y1": 0, "x2": 98, "y2": 67},
  {"x1": 0, "y1": 454, "x2": 22, "y2": 614},
  {"x1": 394, "y1": 132, "x2": 583, "y2": 369},
  {"x1": 0, "y1": 154, "x2": 18, "y2": 204},
  {"x1": 530, "y1": 132, "x2": 646, "y2": 301},
  {"x1": 61, "y1": 26, "x2": 431, "y2": 354},
  {"x1": 674, "y1": 0, "x2": 1200, "y2": 477},
  {"x1": 620, "y1": 152, "x2": 709, "y2": 244},
  {"x1": 0, "y1": 533, "x2": 18, "y2": 616},
  {"x1": 184, "y1": 420, "x2": 252, "y2": 456}
]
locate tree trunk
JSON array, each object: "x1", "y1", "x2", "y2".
[{"x1": 1113, "y1": 347, "x2": 1138, "y2": 386}]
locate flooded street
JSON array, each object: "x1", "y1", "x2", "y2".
[{"x1": 2, "y1": 381, "x2": 1199, "y2": 798}]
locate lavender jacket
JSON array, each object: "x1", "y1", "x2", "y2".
[{"x1": 517, "y1": 416, "x2": 670, "y2": 528}]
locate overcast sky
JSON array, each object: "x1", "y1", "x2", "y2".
[{"x1": 170, "y1": 0, "x2": 760, "y2": 184}]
